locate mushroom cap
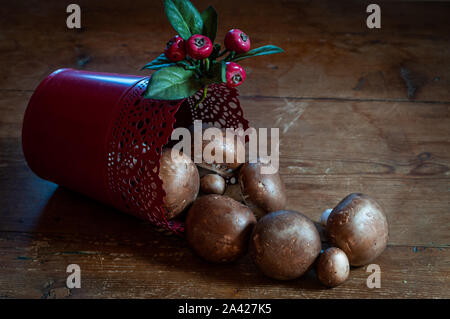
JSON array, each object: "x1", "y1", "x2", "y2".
[
  {"x1": 249, "y1": 210, "x2": 321, "y2": 280},
  {"x1": 159, "y1": 148, "x2": 199, "y2": 220},
  {"x1": 316, "y1": 247, "x2": 350, "y2": 287},
  {"x1": 192, "y1": 126, "x2": 245, "y2": 177},
  {"x1": 326, "y1": 193, "x2": 389, "y2": 266},
  {"x1": 222, "y1": 183, "x2": 243, "y2": 203},
  {"x1": 238, "y1": 162, "x2": 287, "y2": 218},
  {"x1": 200, "y1": 174, "x2": 226, "y2": 195},
  {"x1": 185, "y1": 194, "x2": 256, "y2": 263},
  {"x1": 319, "y1": 208, "x2": 333, "y2": 227}
]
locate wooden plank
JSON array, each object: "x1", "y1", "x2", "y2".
[
  {"x1": 2, "y1": 160, "x2": 449, "y2": 247},
  {"x1": 2, "y1": 161, "x2": 449, "y2": 248},
  {"x1": 2, "y1": 144, "x2": 449, "y2": 247},
  {"x1": 1, "y1": 92, "x2": 449, "y2": 247},
  {"x1": 0, "y1": 231, "x2": 448, "y2": 298},
  {"x1": 0, "y1": 0, "x2": 449, "y2": 101},
  {"x1": 0, "y1": 91, "x2": 30, "y2": 138},
  {"x1": 1, "y1": 0, "x2": 449, "y2": 299}
]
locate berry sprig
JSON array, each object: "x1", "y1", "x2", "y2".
[{"x1": 142, "y1": 0, "x2": 284, "y2": 101}]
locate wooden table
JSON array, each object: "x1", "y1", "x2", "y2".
[{"x1": 0, "y1": 0, "x2": 449, "y2": 299}]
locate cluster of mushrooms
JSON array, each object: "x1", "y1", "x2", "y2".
[{"x1": 158, "y1": 126, "x2": 389, "y2": 288}]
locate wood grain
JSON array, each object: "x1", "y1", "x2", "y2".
[
  {"x1": 0, "y1": 0, "x2": 449, "y2": 298},
  {"x1": 0, "y1": 1, "x2": 449, "y2": 101},
  {"x1": 1, "y1": 97, "x2": 449, "y2": 246},
  {"x1": 0, "y1": 230, "x2": 448, "y2": 299}
]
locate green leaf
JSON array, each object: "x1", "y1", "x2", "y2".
[
  {"x1": 232, "y1": 45, "x2": 285, "y2": 62},
  {"x1": 164, "y1": 0, "x2": 203, "y2": 40},
  {"x1": 144, "y1": 66, "x2": 202, "y2": 100},
  {"x1": 220, "y1": 60, "x2": 226, "y2": 83},
  {"x1": 201, "y1": 6, "x2": 218, "y2": 42},
  {"x1": 141, "y1": 54, "x2": 176, "y2": 70}
]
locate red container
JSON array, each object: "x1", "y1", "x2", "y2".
[{"x1": 22, "y1": 68, "x2": 249, "y2": 234}]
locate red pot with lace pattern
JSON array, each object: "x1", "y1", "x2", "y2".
[{"x1": 22, "y1": 68, "x2": 249, "y2": 234}]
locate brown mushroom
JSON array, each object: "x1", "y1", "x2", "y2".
[
  {"x1": 222, "y1": 183, "x2": 243, "y2": 202},
  {"x1": 249, "y1": 210, "x2": 321, "y2": 280},
  {"x1": 159, "y1": 148, "x2": 199, "y2": 220},
  {"x1": 238, "y1": 162, "x2": 287, "y2": 218},
  {"x1": 191, "y1": 125, "x2": 245, "y2": 177},
  {"x1": 185, "y1": 195, "x2": 256, "y2": 263},
  {"x1": 200, "y1": 174, "x2": 225, "y2": 195},
  {"x1": 316, "y1": 247, "x2": 350, "y2": 287},
  {"x1": 319, "y1": 208, "x2": 333, "y2": 227},
  {"x1": 326, "y1": 193, "x2": 389, "y2": 266}
]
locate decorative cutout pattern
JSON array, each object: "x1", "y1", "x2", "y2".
[
  {"x1": 106, "y1": 79, "x2": 249, "y2": 234},
  {"x1": 187, "y1": 83, "x2": 249, "y2": 130}
]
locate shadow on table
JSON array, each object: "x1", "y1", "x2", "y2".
[{"x1": 33, "y1": 186, "x2": 324, "y2": 292}]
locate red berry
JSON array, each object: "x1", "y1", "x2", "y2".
[
  {"x1": 225, "y1": 62, "x2": 246, "y2": 88},
  {"x1": 186, "y1": 35, "x2": 213, "y2": 60},
  {"x1": 224, "y1": 29, "x2": 251, "y2": 54},
  {"x1": 164, "y1": 35, "x2": 186, "y2": 62}
]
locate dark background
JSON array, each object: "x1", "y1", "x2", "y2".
[{"x1": 0, "y1": 0, "x2": 449, "y2": 298}]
